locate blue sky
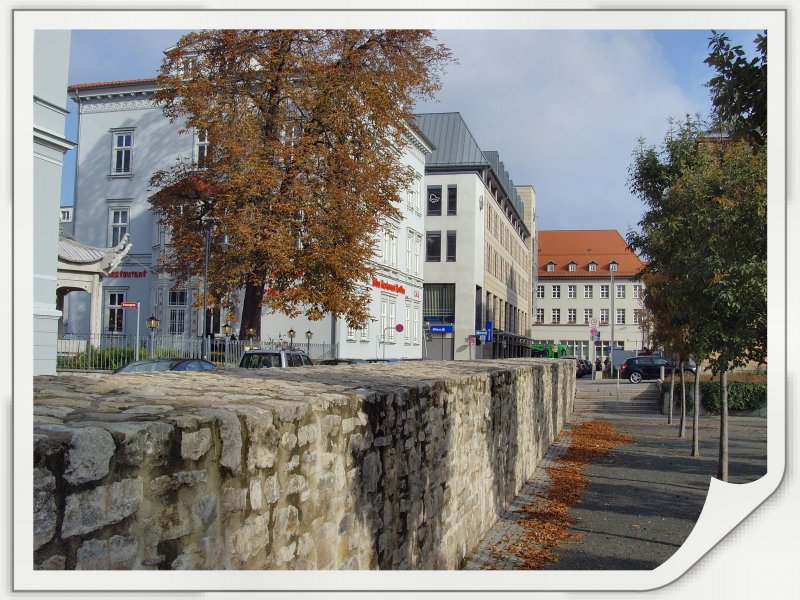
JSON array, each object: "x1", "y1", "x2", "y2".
[{"x1": 61, "y1": 27, "x2": 762, "y2": 235}]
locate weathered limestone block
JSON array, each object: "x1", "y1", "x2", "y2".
[
  {"x1": 62, "y1": 478, "x2": 143, "y2": 538},
  {"x1": 273, "y1": 505, "x2": 299, "y2": 540},
  {"x1": 263, "y1": 475, "x2": 281, "y2": 504},
  {"x1": 76, "y1": 535, "x2": 139, "y2": 569},
  {"x1": 200, "y1": 408, "x2": 243, "y2": 474},
  {"x1": 150, "y1": 470, "x2": 208, "y2": 495},
  {"x1": 102, "y1": 421, "x2": 173, "y2": 467},
  {"x1": 229, "y1": 512, "x2": 271, "y2": 565},
  {"x1": 181, "y1": 428, "x2": 212, "y2": 461},
  {"x1": 192, "y1": 494, "x2": 218, "y2": 528},
  {"x1": 63, "y1": 427, "x2": 116, "y2": 485},
  {"x1": 362, "y1": 451, "x2": 382, "y2": 495},
  {"x1": 249, "y1": 479, "x2": 263, "y2": 511},
  {"x1": 221, "y1": 485, "x2": 248, "y2": 515},
  {"x1": 297, "y1": 423, "x2": 319, "y2": 446},
  {"x1": 242, "y1": 408, "x2": 279, "y2": 471},
  {"x1": 33, "y1": 468, "x2": 57, "y2": 550},
  {"x1": 285, "y1": 474, "x2": 306, "y2": 495}
]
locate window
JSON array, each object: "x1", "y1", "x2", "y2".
[
  {"x1": 616, "y1": 309, "x2": 626, "y2": 324},
  {"x1": 535, "y1": 308, "x2": 544, "y2": 323},
  {"x1": 633, "y1": 309, "x2": 642, "y2": 325},
  {"x1": 600, "y1": 285, "x2": 609, "y2": 299},
  {"x1": 616, "y1": 284, "x2": 626, "y2": 299},
  {"x1": 427, "y1": 186, "x2": 442, "y2": 216},
  {"x1": 568, "y1": 262, "x2": 577, "y2": 272},
  {"x1": 404, "y1": 300, "x2": 412, "y2": 345},
  {"x1": 446, "y1": 230, "x2": 457, "y2": 262},
  {"x1": 111, "y1": 130, "x2": 133, "y2": 174},
  {"x1": 109, "y1": 208, "x2": 129, "y2": 247},
  {"x1": 194, "y1": 129, "x2": 210, "y2": 168},
  {"x1": 600, "y1": 308, "x2": 609, "y2": 324},
  {"x1": 551, "y1": 309, "x2": 560, "y2": 323},
  {"x1": 406, "y1": 233, "x2": 413, "y2": 274},
  {"x1": 552, "y1": 285, "x2": 561, "y2": 299},
  {"x1": 568, "y1": 285, "x2": 577, "y2": 299},
  {"x1": 568, "y1": 309, "x2": 577, "y2": 324},
  {"x1": 168, "y1": 290, "x2": 188, "y2": 335},
  {"x1": 381, "y1": 297, "x2": 397, "y2": 342},
  {"x1": 633, "y1": 284, "x2": 643, "y2": 299},
  {"x1": 383, "y1": 226, "x2": 398, "y2": 268},
  {"x1": 536, "y1": 285, "x2": 545, "y2": 299},
  {"x1": 426, "y1": 231, "x2": 441, "y2": 262},
  {"x1": 584, "y1": 285, "x2": 593, "y2": 299},
  {"x1": 106, "y1": 291, "x2": 125, "y2": 333},
  {"x1": 584, "y1": 308, "x2": 593, "y2": 324},
  {"x1": 610, "y1": 262, "x2": 618, "y2": 272},
  {"x1": 347, "y1": 325, "x2": 356, "y2": 341},
  {"x1": 360, "y1": 322, "x2": 369, "y2": 342},
  {"x1": 546, "y1": 262, "x2": 555, "y2": 272},
  {"x1": 588, "y1": 261, "x2": 597, "y2": 272},
  {"x1": 413, "y1": 233, "x2": 422, "y2": 276},
  {"x1": 60, "y1": 208, "x2": 72, "y2": 223},
  {"x1": 446, "y1": 186, "x2": 457, "y2": 215},
  {"x1": 423, "y1": 283, "x2": 455, "y2": 324}
]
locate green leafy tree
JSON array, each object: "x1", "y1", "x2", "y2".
[
  {"x1": 705, "y1": 30, "x2": 767, "y2": 147},
  {"x1": 149, "y1": 30, "x2": 454, "y2": 336}
]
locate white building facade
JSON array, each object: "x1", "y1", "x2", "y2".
[
  {"x1": 415, "y1": 113, "x2": 534, "y2": 360},
  {"x1": 33, "y1": 30, "x2": 73, "y2": 375},
  {"x1": 531, "y1": 230, "x2": 648, "y2": 363},
  {"x1": 66, "y1": 77, "x2": 431, "y2": 359}
]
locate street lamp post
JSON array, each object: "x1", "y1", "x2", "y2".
[
  {"x1": 305, "y1": 329, "x2": 313, "y2": 355},
  {"x1": 146, "y1": 315, "x2": 160, "y2": 358},
  {"x1": 288, "y1": 328, "x2": 295, "y2": 349},
  {"x1": 222, "y1": 322, "x2": 232, "y2": 367},
  {"x1": 199, "y1": 218, "x2": 230, "y2": 360},
  {"x1": 610, "y1": 262, "x2": 616, "y2": 377}
]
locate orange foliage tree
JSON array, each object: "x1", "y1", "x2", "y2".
[{"x1": 149, "y1": 30, "x2": 454, "y2": 336}]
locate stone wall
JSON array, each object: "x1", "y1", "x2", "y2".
[{"x1": 33, "y1": 359, "x2": 574, "y2": 570}]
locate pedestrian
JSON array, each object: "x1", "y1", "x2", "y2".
[
  {"x1": 604, "y1": 356, "x2": 610, "y2": 374},
  {"x1": 595, "y1": 357, "x2": 602, "y2": 372}
]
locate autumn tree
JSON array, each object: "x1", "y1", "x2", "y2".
[{"x1": 149, "y1": 30, "x2": 454, "y2": 336}]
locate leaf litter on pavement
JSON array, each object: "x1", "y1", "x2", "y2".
[{"x1": 486, "y1": 419, "x2": 635, "y2": 569}]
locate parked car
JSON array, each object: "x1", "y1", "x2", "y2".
[
  {"x1": 315, "y1": 358, "x2": 367, "y2": 365},
  {"x1": 619, "y1": 356, "x2": 697, "y2": 383},
  {"x1": 562, "y1": 356, "x2": 591, "y2": 378},
  {"x1": 113, "y1": 358, "x2": 216, "y2": 373},
  {"x1": 238, "y1": 349, "x2": 313, "y2": 369}
]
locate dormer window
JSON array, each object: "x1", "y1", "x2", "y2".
[
  {"x1": 588, "y1": 261, "x2": 597, "y2": 272},
  {"x1": 568, "y1": 261, "x2": 577, "y2": 272},
  {"x1": 546, "y1": 261, "x2": 555, "y2": 272},
  {"x1": 610, "y1": 261, "x2": 618, "y2": 272}
]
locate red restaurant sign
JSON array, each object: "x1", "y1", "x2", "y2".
[
  {"x1": 107, "y1": 270, "x2": 148, "y2": 278},
  {"x1": 371, "y1": 277, "x2": 405, "y2": 295}
]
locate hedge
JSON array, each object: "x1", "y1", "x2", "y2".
[{"x1": 663, "y1": 381, "x2": 767, "y2": 414}]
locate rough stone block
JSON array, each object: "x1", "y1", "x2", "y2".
[
  {"x1": 76, "y1": 535, "x2": 139, "y2": 569},
  {"x1": 150, "y1": 470, "x2": 208, "y2": 495},
  {"x1": 181, "y1": 428, "x2": 212, "y2": 461},
  {"x1": 62, "y1": 477, "x2": 143, "y2": 538},
  {"x1": 273, "y1": 505, "x2": 299, "y2": 539},
  {"x1": 263, "y1": 475, "x2": 281, "y2": 504},
  {"x1": 64, "y1": 427, "x2": 116, "y2": 485},
  {"x1": 221, "y1": 485, "x2": 248, "y2": 515},
  {"x1": 33, "y1": 467, "x2": 57, "y2": 551},
  {"x1": 103, "y1": 421, "x2": 172, "y2": 467},
  {"x1": 229, "y1": 512, "x2": 270, "y2": 564},
  {"x1": 249, "y1": 479, "x2": 263, "y2": 511},
  {"x1": 201, "y1": 408, "x2": 243, "y2": 474}
]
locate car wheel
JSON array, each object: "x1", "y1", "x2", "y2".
[{"x1": 629, "y1": 371, "x2": 642, "y2": 384}]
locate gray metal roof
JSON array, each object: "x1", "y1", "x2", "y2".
[
  {"x1": 414, "y1": 113, "x2": 489, "y2": 167},
  {"x1": 483, "y1": 151, "x2": 525, "y2": 216}
]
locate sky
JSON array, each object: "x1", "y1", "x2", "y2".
[{"x1": 60, "y1": 26, "x2": 762, "y2": 237}]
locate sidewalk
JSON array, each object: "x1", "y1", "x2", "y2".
[{"x1": 463, "y1": 411, "x2": 768, "y2": 570}]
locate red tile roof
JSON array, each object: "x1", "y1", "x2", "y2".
[
  {"x1": 68, "y1": 78, "x2": 159, "y2": 92},
  {"x1": 537, "y1": 230, "x2": 644, "y2": 277}
]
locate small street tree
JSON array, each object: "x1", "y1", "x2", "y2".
[
  {"x1": 628, "y1": 30, "x2": 767, "y2": 479},
  {"x1": 149, "y1": 30, "x2": 454, "y2": 336}
]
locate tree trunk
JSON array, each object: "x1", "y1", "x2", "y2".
[
  {"x1": 691, "y1": 359, "x2": 701, "y2": 457},
  {"x1": 668, "y1": 362, "x2": 676, "y2": 425},
  {"x1": 240, "y1": 282, "x2": 265, "y2": 339},
  {"x1": 717, "y1": 367, "x2": 729, "y2": 481},
  {"x1": 678, "y1": 352, "x2": 686, "y2": 438}
]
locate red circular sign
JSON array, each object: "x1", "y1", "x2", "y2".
[{"x1": 395, "y1": 324, "x2": 404, "y2": 332}]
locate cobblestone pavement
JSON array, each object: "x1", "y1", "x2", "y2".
[{"x1": 463, "y1": 412, "x2": 768, "y2": 570}]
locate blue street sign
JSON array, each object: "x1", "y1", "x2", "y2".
[
  {"x1": 430, "y1": 325, "x2": 454, "y2": 334},
  {"x1": 486, "y1": 321, "x2": 493, "y2": 342}
]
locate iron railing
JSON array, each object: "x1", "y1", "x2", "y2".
[{"x1": 56, "y1": 333, "x2": 338, "y2": 372}]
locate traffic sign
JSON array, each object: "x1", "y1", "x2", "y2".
[
  {"x1": 486, "y1": 321, "x2": 493, "y2": 342},
  {"x1": 121, "y1": 301, "x2": 139, "y2": 308},
  {"x1": 590, "y1": 327, "x2": 598, "y2": 336},
  {"x1": 590, "y1": 318, "x2": 598, "y2": 327},
  {"x1": 430, "y1": 325, "x2": 454, "y2": 334}
]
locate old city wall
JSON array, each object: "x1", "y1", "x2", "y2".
[{"x1": 33, "y1": 359, "x2": 574, "y2": 570}]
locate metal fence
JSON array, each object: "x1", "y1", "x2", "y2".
[{"x1": 56, "y1": 333, "x2": 338, "y2": 372}]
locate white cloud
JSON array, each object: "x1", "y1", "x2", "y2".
[{"x1": 417, "y1": 30, "x2": 707, "y2": 233}]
